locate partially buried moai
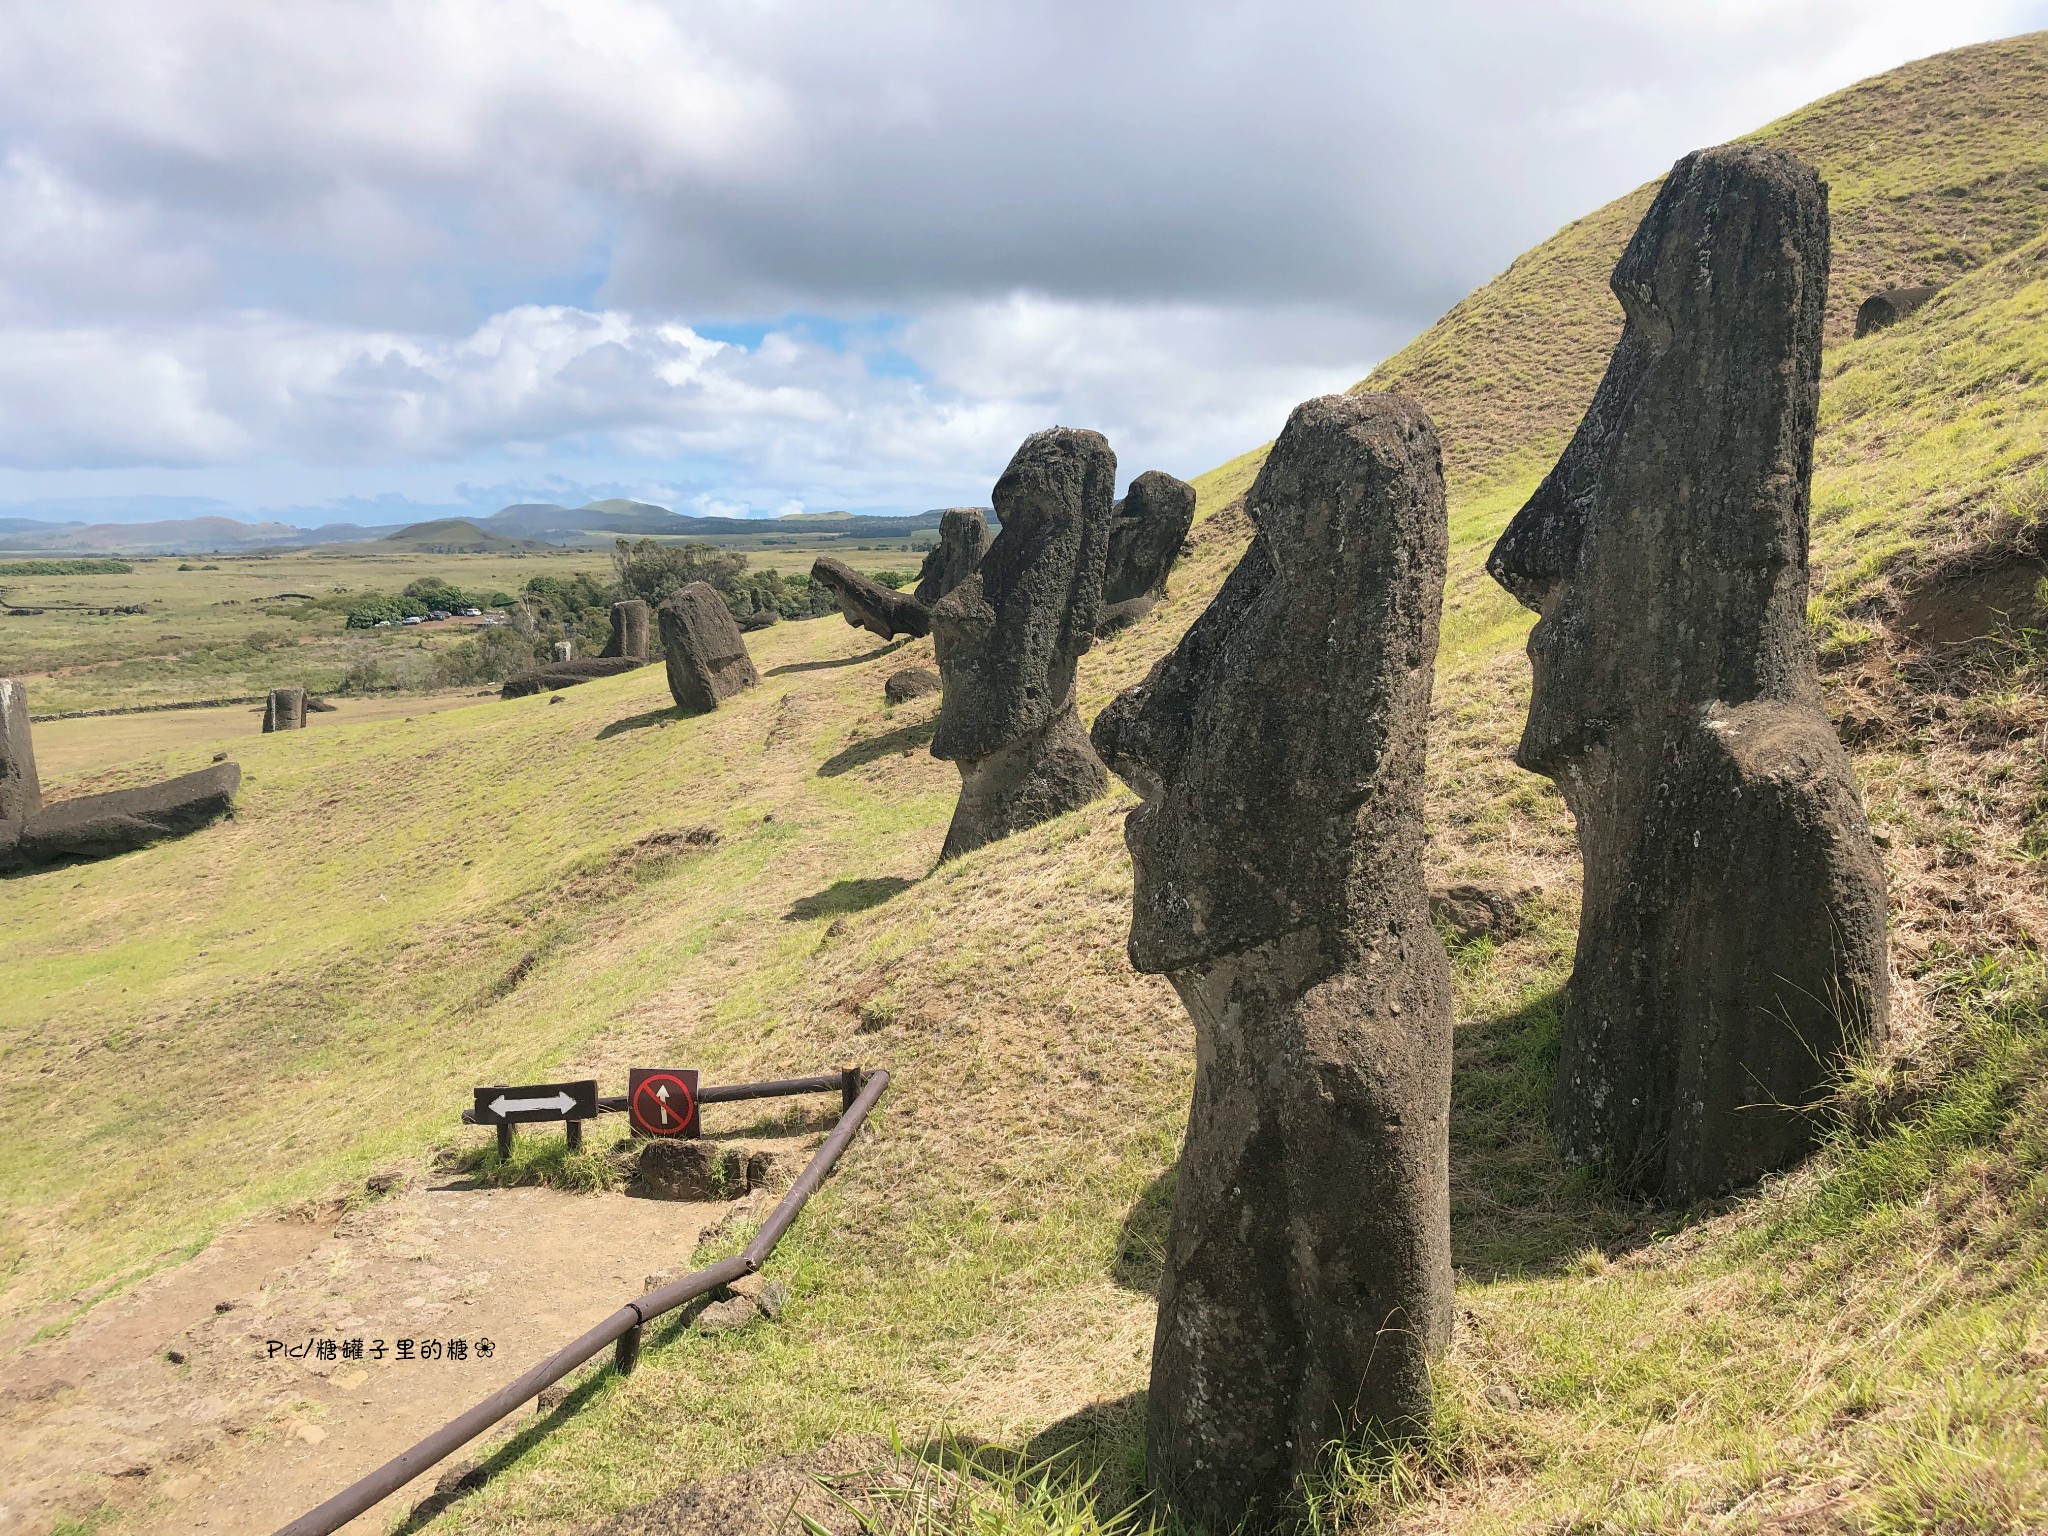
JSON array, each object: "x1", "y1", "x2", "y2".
[
  {"x1": 1093, "y1": 393, "x2": 1452, "y2": 1532},
  {"x1": 262, "y1": 688, "x2": 307, "y2": 732},
  {"x1": 601, "y1": 599, "x2": 652, "y2": 660},
  {"x1": 1096, "y1": 469, "x2": 1196, "y2": 634},
  {"x1": 1, "y1": 677, "x2": 42, "y2": 821},
  {"x1": 911, "y1": 507, "x2": 990, "y2": 608},
  {"x1": 930, "y1": 428, "x2": 1113, "y2": 861},
  {"x1": 1486, "y1": 144, "x2": 1889, "y2": 1205},
  {"x1": 659, "y1": 582, "x2": 759, "y2": 713}
]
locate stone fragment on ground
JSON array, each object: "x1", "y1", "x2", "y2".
[
  {"x1": 1094, "y1": 390, "x2": 1453, "y2": 1532},
  {"x1": 932, "y1": 427, "x2": 1113, "y2": 860},
  {"x1": 660, "y1": 583, "x2": 761, "y2": 713},
  {"x1": 884, "y1": 667, "x2": 941, "y2": 703},
  {"x1": 1097, "y1": 468, "x2": 1197, "y2": 634},
  {"x1": 912, "y1": 507, "x2": 991, "y2": 607},
  {"x1": 1486, "y1": 143, "x2": 1890, "y2": 1206},
  {"x1": 811, "y1": 557, "x2": 932, "y2": 640},
  {"x1": 501, "y1": 656, "x2": 648, "y2": 699},
  {"x1": 1, "y1": 761, "x2": 242, "y2": 873}
]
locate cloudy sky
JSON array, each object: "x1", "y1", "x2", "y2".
[{"x1": 0, "y1": 1, "x2": 2042, "y2": 526}]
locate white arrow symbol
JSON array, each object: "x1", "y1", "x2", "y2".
[
  {"x1": 655, "y1": 1083, "x2": 673, "y2": 1125},
  {"x1": 490, "y1": 1091, "x2": 576, "y2": 1118}
]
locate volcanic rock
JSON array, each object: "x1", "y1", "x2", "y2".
[
  {"x1": 931, "y1": 428, "x2": 1113, "y2": 861},
  {"x1": 883, "y1": 668, "x2": 940, "y2": 704},
  {"x1": 0, "y1": 678, "x2": 40, "y2": 822},
  {"x1": 1092, "y1": 392, "x2": 1452, "y2": 1531},
  {"x1": 1485, "y1": 144, "x2": 1889, "y2": 1205},
  {"x1": 639, "y1": 1140, "x2": 744, "y2": 1200},
  {"x1": 501, "y1": 657, "x2": 646, "y2": 699},
  {"x1": 1854, "y1": 283, "x2": 1939, "y2": 338},
  {"x1": 660, "y1": 583, "x2": 760, "y2": 713},
  {"x1": 1, "y1": 762, "x2": 241, "y2": 872},
  {"x1": 1097, "y1": 470, "x2": 1196, "y2": 634},
  {"x1": 911, "y1": 508, "x2": 991, "y2": 607},
  {"x1": 602, "y1": 600, "x2": 653, "y2": 660},
  {"x1": 262, "y1": 688, "x2": 307, "y2": 732},
  {"x1": 810, "y1": 558, "x2": 931, "y2": 641}
]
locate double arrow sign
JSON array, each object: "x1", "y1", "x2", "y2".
[{"x1": 472, "y1": 1079, "x2": 599, "y2": 1125}]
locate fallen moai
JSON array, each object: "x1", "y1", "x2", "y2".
[
  {"x1": 911, "y1": 507, "x2": 991, "y2": 607},
  {"x1": 1486, "y1": 144, "x2": 1890, "y2": 1205},
  {"x1": 2, "y1": 761, "x2": 241, "y2": 873},
  {"x1": 1854, "y1": 283, "x2": 1940, "y2": 338},
  {"x1": 601, "y1": 599, "x2": 653, "y2": 660},
  {"x1": 500, "y1": 657, "x2": 646, "y2": 699},
  {"x1": 810, "y1": 557, "x2": 932, "y2": 640},
  {"x1": 883, "y1": 667, "x2": 941, "y2": 704},
  {"x1": 262, "y1": 688, "x2": 307, "y2": 732},
  {"x1": 931, "y1": 428, "x2": 1112, "y2": 861},
  {"x1": 0, "y1": 677, "x2": 39, "y2": 821},
  {"x1": 1097, "y1": 470, "x2": 1196, "y2": 633},
  {"x1": 1094, "y1": 392, "x2": 1453, "y2": 1531},
  {"x1": 660, "y1": 582, "x2": 760, "y2": 713}
]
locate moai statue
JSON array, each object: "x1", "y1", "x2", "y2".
[
  {"x1": 1486, "y1": 144, "x2": 1889, "y2": 1205},
  {"x1": 1093, "y1": 393, "x2": 1452, "y2": 1531},
  {"x1": 1, "y1": 677, "x2": 42, "y2": 821},
  {"x1": 551, "y1": 639, "x2": 574, "y2": 663},
  {"x1": 602, "y1": 599, "x2": 652, "y2": 660},
  {"x1": 912, "y1": 507, "x2": 991, "y2": 607},
  {"x1": 659, "y1": 582, "x2": 760, "y2": 713},
  {"x1": 931, "y1": 428, "x2": 1112, "y2": 861},
  {"x1": 262, "y1": 688, "x2": 307, "y2": 732},
  {"x1": 1097, "y1": 470, "x2": 1197, "y2": 634},
  {"x1": 811, "y1": 557, "x2": 932, "y2": 641}
]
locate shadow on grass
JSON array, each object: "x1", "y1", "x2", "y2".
[
  {"x1": 767, "y1": 637, "x2": 907, "y2": 676},
  {"x1": 1112, "y1": 1169, "x2": 1174, "y2": 1295},
  {"x1": 818, "y1": 717, "x2": 936, "y2": 777},
  {"x1": 595, "y1": 705, "x2": 684, "y2": 739},
  {"x1": 783, "y1": 875, "x2": 915, "y2": 922},
  {"x1": 1449, "y1": 982, "x2": 1648, "y2": 1278}
]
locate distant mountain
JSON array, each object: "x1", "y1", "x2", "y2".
[
  {"x1": 0, "y1": 515, "x2": 321, "y2": 555},
  {"x1": 372, "y1": 519, "x2": 549, "y2": 553},
  {"x1": 479, "y1": 500, "x2": 960, "y2": 542}
]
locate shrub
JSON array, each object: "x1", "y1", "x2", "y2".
[
  {"x1": 0, "y1": 558, "x2": 132, "y2": 576},
  {"x1": 611, "y1": 538, "x2": 746, "y2": 607},
  {"x1": 871, "y1": 568, "x2": 914, "y2": 590}
]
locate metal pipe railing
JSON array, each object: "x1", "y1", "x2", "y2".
[{"x1": 274, "y1": 1066, "x2": 889, "y2": 1536}]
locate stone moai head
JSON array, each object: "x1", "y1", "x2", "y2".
[
  {"x1": 1095, "y1": 394, "x2": 1448, "y2": 976},
  {"x1": 1487, "y1": 144, "x2": 1829, "y2": 781},
  {"x1": 913, "y1": 507, "x2": 991, "y2": 608},
  {"x1": 0, "y1": 677, "x2": 41, "y2": 822},
  {"x1": 1101, "y1": 470, "x2": 1197, "y2": 611},
  {"x1": 931, "y1": 428, "x2": 1115, "y2": 765}
]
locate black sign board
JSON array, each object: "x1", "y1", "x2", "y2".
[
  {"x1": 628, "y1": 1067, "x2": 701, "y2": 1139},
  {"x1": 472, "y1": 1079, "x2": 599, "y2": 1125}
]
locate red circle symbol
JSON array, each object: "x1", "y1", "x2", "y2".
[{"x1": 630, "y1": 1072, "x2": 698, "y2": 1138}]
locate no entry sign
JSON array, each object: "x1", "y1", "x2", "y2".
[
  {"x1": 629, "y1": 1067, "x2": 701, "y2": 1139},
  {"x1": 472, "y1": 1079, "x2": 599, "y2": 1125}
]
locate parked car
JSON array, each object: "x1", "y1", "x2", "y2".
[
  {"x1": 427, "y1": 609, "x2": 451, "y2": 621},
  {"x1": 458, "y1": 607, "x2": 482, "y2": 617},
  {"x1": 402, "y1": 615, "x2": 424, "y2": 625}
]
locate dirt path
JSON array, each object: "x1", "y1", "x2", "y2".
[{"x1": 0, "y1": 1141, "x2": 809, "y2": 1536}]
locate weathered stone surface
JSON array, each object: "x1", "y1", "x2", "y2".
[
  {"x1": 1486, "y1": 144, "x2": 1889, "y2": 1205},
  {"x1": 602, "y1": 600, "x2": 653, "y2": 660},
  {"x1": 1854, "y1": 283, "x2": 1940, "y2": 338},
  {"x1": 550, "y1": 639, "x2": 574, "y2": 663},
  {"x1": 911, "y1": 507, "x2": 991, "y2": 607},
  {"x1": 659, "y1": 584, "x2": 760, "y2": 713},
  {"x1": 639, "y1": 1140, "x2": 745, "y2": 1201},
  {"x1": 1097, "y1": 470, "x2": 1196, "y2": 634},
  {"x1": 882, "y1": 667, "x2": 940, "y2": 704},
  {"x1": 737, "y1": 607, "x2": 779, "y2": 632},
  {"x1": 810, "y1": 557, "x2": 931, "y2": 640},
  {"x1": 1, "y1": 762, "x2": 241, "y2": 873},
  {"x1": 0, "y1": 678, "x2": 40, "y2": 822},
  {"x1": 262, "y1": 688, "x2": 307, "y2": 732},
  {"x1": 501, "y1": 657, "x2": 647, "y2": 699},
  {"x1": 931, "y1": 428, "x2": 1113, "y2": 861},
  {"x1": 1092, "y1": 392, "x2": 1452, "y2": 1531}
]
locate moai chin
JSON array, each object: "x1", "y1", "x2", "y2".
[
  {"x1": 1093, "y1": 393, "x2": 1453, "y2": 1532},
  {"x1": 1486, "y1": 144, "x2": 1890, "y2": 1205},
  {"x1": 930, "y1": 428, "x2": 1113, "y2": 861}
]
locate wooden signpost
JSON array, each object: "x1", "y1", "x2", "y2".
[{"x1": 471, "y1": 1079, "x2": 599, "y2": 1157}]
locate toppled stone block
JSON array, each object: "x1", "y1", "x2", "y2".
[
  {"x1": 501, "y1": 657, "x2": 648, "y2": 699},
  {"x1": 932, "y1": 428, "x2": 1113, "y2": 860},
  {"x1": 1486, "y1": 144, "x2": 1889, "y2": 1205},
  {"x1": 912, "y1": 508, "x2": 991, "y2": 607},
  {"x1": 0, "y1": 677, "x2": 40, "y2": 821},
  {"x1": 883, "y1": 668, "x2": 941, "y2": 704},
  {"x1": 602, "y1": 599, "x2": 653, "y2": 660},
  {"x1": 811, "y1": 558, "x2": 931, "y2": 640},
  {"x1": 659, "y1": 583, "x2": 760, "y2": 713},
  {"x1": 262, "y1": 688, "x2": 307, "y2": 732},
  {"x1": 2, "y1": 762, "x2": 242, "y2": 873},
  {"x1": 1097, "y1": 470, "x2": 1196, "y2": 634},
  {"x1": 738, "y1": 607, "x2": 779, "y2": 631},
  {"x1": 1094, "y1": 391, "x2": 1453, "y2": 1532},
  {"x1": 1854, "y1": 283, "x2": 1940, "y2": 338}
]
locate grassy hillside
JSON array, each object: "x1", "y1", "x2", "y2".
[{"x1": 8, "y1": 31, "x2": 2048, "y2": 1536}]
